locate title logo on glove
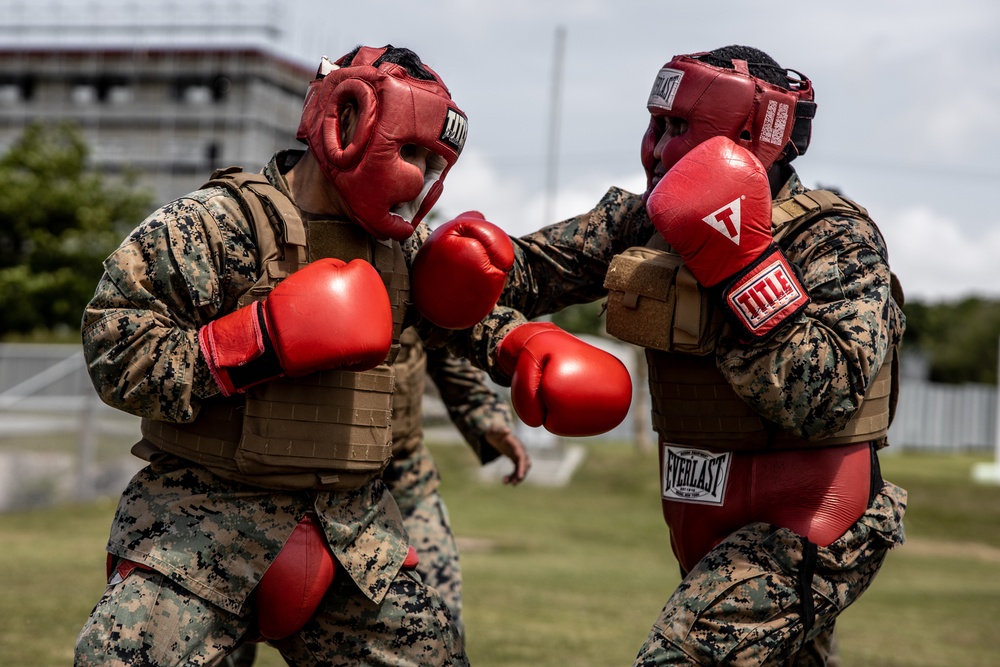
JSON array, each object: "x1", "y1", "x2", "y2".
[
  {"x1": 728, "y1": 254, "x2": 807, "y2": 332},
  {"x1": 702, "y1": 196, "x2": 743, "y2": 245}
]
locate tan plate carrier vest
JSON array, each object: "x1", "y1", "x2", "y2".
[
  {"x1": 604, "y1": 189, "x2": 902, "y2": 452},
  {"x1": 389, "y1": 327, "x2": 428, "y2": 459},
  {"x1": 140, "y1": 167, "x2": 410, "y2": 490}
]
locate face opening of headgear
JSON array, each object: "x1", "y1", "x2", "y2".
[
  {"x1": 640, "y1": 46, "x2": 816, "y2": 201},
  {"x1": 296, "y1": 45, "x2": 469, "y2": 241}
]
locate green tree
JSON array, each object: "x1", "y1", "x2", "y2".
[
  {"x1": 902, "y1": 297, "x2": 1000, "y2": 384},
  {"x1": 551, "y1": 299, "x2": 607, "y2": 337},
  {"x1": 0, "y1": 121, "x2": 153, "y2": 338}
]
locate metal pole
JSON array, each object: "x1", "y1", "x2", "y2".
[
  {"x1": 973, "y1": 335, "x2": 1000, "y2": 483},
  {"x1": 76, "y1": 390, "x2": 99, "y2": 501},
  {"x1": 543, "y1": 25, "x2": 566, "y2": 226},
  {"x1": 993, "y1": 335, "x2": 1000, "y2": 463}
]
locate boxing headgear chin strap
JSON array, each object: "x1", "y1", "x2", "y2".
[
  {"x1": 640, "y1": 53, "x2": 815, "y2": 200},
  {"x1": 296, "y1": 46, "x2": 468, "y2": 241}
]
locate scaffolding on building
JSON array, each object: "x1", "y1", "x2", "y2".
[{"x1": 0, "y1": 0, "x2": 313, "y2": 206}]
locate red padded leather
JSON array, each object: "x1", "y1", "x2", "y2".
[
  {"x1": 256, "y1": 514, "x2": 336, "y2": 640},
  {"x1": 662, "y1": 442, "x2": 871, "y2": 573}
]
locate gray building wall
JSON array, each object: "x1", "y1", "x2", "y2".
[
  {"x1": 0, "y1": 0, "x2": 313, "y2": 207},
  {"x1": 0, "y1": 45, "x2": 312, "y2": 206}
]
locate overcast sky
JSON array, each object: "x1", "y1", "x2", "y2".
[
  {"x1": 5, "y1": 0, "x2": 997, "y2": 303},
  {"x1": 274, "y1": 0, "x2": 1000, "y2": 304}
]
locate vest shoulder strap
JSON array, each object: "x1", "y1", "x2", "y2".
[
  {"x1": 771, "y1": 188, "x2": 904, "y2": 307},
  {"x1": 771, "y1": 188, "x2": 870, "y2": 244},
  {"x1": 201, "y1": 166, "x2": 308, "y2": 294}
]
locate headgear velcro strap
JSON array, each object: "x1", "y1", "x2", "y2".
[{"x1": 783, "y1": 67, "x2": 815, "y2": 159}]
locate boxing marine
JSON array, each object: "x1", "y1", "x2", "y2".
[
  {"x1": 490, "y1": 50, "x2": 905, "y2": 661},
  {"x1": 87, "y1": 46, "x2": 632, "y2": 647},
  {"x1": 637, "y1": 53, "x2": 898, "y2": 575}
]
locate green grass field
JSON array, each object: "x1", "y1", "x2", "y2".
[{"x1": 1, "y1": 443, "x2": 998, "y2": 666}]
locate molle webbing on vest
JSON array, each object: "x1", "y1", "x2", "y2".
[
  {"x1": 142, "y1": 167, "x2": 409, "y2": 490},
  {"x1": 203, "y1": 168, "x2": 308, "y2": 307},
  {"x1": 390, "y1": 328, "x2": 428, "y2": 458},
  {"x1": 141, "y1": 401, "x2": 245, "y2": 472},
  {"x1": 646, "y1": 347, "x2": 896, "y2": 451},
  {"x1": 141, "y1": 367, "x2": 396, "y2": 490},
  {"x1": 771, "y1": 189, "x2": 870, "y2": 245},
  {"x1": 238, "y1": 366, "x2": 394, "y2": 472}
]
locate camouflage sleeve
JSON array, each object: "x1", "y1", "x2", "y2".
[
  {"x1": 717, "y1": 213, "x2": 905, "y2": 438},
  {"x1": 403, "y1": 222, "x2": 529, "y2": 385},
  {"x1": 425, "y1": 344, "x2": 513, "y2": 464},
  {"x1": 80, "y1": 191, "x2": 257, "y2": 422},
  {"x1": 502, "y1": 186, "x2": 655, "y2": 318},
  {"x1": 405, "y1": 187, "x2": 653, "y2": 384}
]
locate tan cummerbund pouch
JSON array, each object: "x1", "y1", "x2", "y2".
[{"x1": 604, "y1": 246, "x2": 723, "y2": 355}]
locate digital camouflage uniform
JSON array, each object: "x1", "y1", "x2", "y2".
[
  {"x1": 488, "y1": 171, "x2": 907, "y2": 666},
  {"x1": 382, "y1": 327, "x2": 514, "y2": 638},
  {"x1": 227, "y1": 328, "x2": 513, "y2": 665},
  {"x1": 75, "y1": 150, "x2": 514, "y2": 667}
]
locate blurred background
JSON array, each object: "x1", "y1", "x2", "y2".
[
  {"x1": 0, "y1": 2, "x2": 998, "y2": 665},
  {"x1": 1, "y1": 0, "x2": 998, "y2": 503}
]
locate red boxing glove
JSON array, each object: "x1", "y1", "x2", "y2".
[
  {"x1": 410, "y1": 211, "x2": 514, "y2": 329},
  {"x1": 256, "y1": 514, "x2": 336, "y2": 640},
  {"x1": 199, "y1": 258, "x2": 393, "y2": 396},
  {"x1": 647, "y1": 136, "x2": 809, "y2": 339},
  {"x1": 497, "y1": 322, "x2": 632, "y2": 437}
]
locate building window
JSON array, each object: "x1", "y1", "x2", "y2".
[
  {"x1": 173, "y1": 76, "x2": 231, "y2": 105},
  {"x1": 71, "y1": 84, "x2": 98, "y2": 105},
  {"x1": 212, "y1": 76, "x2": 232, "y2": 102},
  {"x1": 183, "y1": 85, "x2": 211, "y2": 105},
  {"x1": 107, "y1": 85, "x2": 134, "y2": 105},
  {"x1": 0, "y1": 85, "x2": 20, "y2": 105},
  {"x1": 93, "y1": 76, "x2": 132, "y2": 105},
  {"x1": 206, "y1": 141, "x2": 221, "y2": 170},
  {"x1": 0, "y1": 76, "x2": 35, "y2": 104}
]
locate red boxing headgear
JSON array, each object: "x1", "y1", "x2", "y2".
[
  {"x1": 296, "y1": 46, "x2": 468, "y2": 241},
  {"x1": 640, "y1": 53, "x2": 815, "y2": 201}
]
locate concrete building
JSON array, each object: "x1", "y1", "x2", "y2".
[{"x1": 0, "y1": 0, "x2": 313, "y2": 205}]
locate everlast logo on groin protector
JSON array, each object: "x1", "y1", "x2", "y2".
[
  {"x1": 648, "y1": 67, "x2": 684, "y2": 111},
  {"x1": 662, "y1": 445, "x2": 731, "y2": 506},
  {"x1": 440, "y1": 108, "x2": 468, "y2": 153}
]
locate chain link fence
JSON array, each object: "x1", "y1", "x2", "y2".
[{"x1": 1, "y1": 343, "x2": 995, "y2": 511}]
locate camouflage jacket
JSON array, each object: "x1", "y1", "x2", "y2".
[
  {"x1": 427, "y1": 341, "x2": 513, "y2": 463},
  {"x1": 384, "y1": 336, "x2": 513, "y2": 513},
  {"x1": 80, "y1": 150, "x2": 517, "y2": 614},
  {"x1": 496, "y1": 170, "x2": 905, "y2": 439}
]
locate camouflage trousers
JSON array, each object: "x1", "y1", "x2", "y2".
[
  {"x1": 634, "y1": 482, "x2": 906, "y2": 666},
  {"x1": 223, "y1": 488, "x2": 464, "y2": 667},
  {"x1": 74, "y1": 558, "x2": 468, "y2": 667},
  {"x1": 403, "y1": 491, "x2": 463, "y2": 638}
]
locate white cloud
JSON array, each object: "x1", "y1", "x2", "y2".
[
  {"x1": 880, "y1": 206, "x2": 1000, "y2": 302},
  {"x1": 279, "y1": 0, "x2": 999, "y2": 305},
  {"x1": 432, "y1": 148, "x2": 536, "y2": 233},
  {"x1": 435, "y1": 148, "x2": 649, "y2": 237}
]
